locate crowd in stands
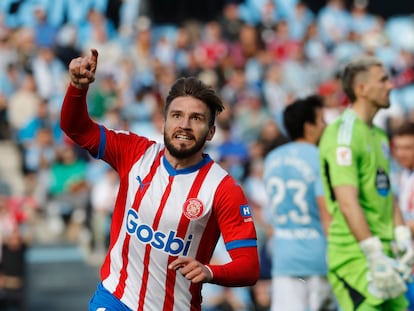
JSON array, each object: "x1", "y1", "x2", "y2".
[{"x1": 0, "y1": 0, "x2": 414, "y2": 310}]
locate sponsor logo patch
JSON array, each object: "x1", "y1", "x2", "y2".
[
  {"x1": 126, "y1": 209, "x2": 192, "y2": 256},
  {"x1": 375, "y1": 167, "x2": 390, "y2": 196},
  {"x1": 240, "y1": 204, "x2": 252, "y2": 217}
]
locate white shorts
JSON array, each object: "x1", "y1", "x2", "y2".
[{"x1": 271, "y1": 275, "x2": 337, "y2": 311}]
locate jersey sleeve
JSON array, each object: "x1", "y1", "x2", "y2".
[
  {"x1": 100, "y1": 128, "x2": 156, "y2": 176},
  {"x1": 320, "y1": 123, "x2": 360, "y2": 188},
  {"x1": 213, "y1": 175, "x2": 257, "y2": 248},
  {"x1": 61, "y1": 83, "x2": 156, "y2": 176},
  {"x1": 61, "y1": 84, "x2": 101, "y2": 155},
  {"x1": 206, "y1": 175, "x2": 260, "y2": 286}
]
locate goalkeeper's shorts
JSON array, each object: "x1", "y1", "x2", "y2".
[{"x1": 327, "y1": 244, "x2": 408, "y2": 311}]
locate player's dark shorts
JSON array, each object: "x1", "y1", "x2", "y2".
[{"x1": 89, "y1": 282, "x2": 132, "y2": 311}]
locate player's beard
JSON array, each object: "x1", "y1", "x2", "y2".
[{"x1": 164, "y1": 131, "x2": 208, "y2": 159}]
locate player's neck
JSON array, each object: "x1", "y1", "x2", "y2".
[
  {"x1": 350, "y1": 102, "x2": 378, "y2": 127},
  {"x1": 295, "y1": 137, "x2": 315, "y2": 145},
  {"x1": 164, "y1": 150, "x2": 205, "y2": 170}
]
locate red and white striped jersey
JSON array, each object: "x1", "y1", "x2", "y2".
[
  {"x1": 95, "y1": 127, "x2": 257, "y2": 311},
  {"x1": 399, "y1": 169, "x2": 414, "y2": 221}
]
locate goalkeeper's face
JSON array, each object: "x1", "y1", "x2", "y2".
[{"x1": 392, "y1": 134, "x2": 414, "y2": 170}]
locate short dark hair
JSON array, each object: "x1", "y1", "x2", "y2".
[
  {"x1": 392, "y1": 121, "x2": 414, "y2": 137},
  {"x1": 165, "y1": 77, "x2": 224, "y2": 126},
  {"x1": 283, "y1": 95, "x2": 323, "y2": 141},
  {"x1": 341, "y1": 56, "x2": 383, "y2": 103}
]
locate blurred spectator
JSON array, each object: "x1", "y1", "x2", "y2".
[
  {"x1": 302, "y1": 21, "x2": 329, "y2": 64},
  {"x1": 317, "y1": 0, "x2": 351, "y2": 49},
  {"x1": 173, "y1": 26, "x2": 195, "y2": 73},
  {"x1": 46, "y1": 143, "x2": 89, "y2": 241},
  {"x1": 215, "y1": 121, "x2": 249, "y2": 182},
  {"x1": 262, "y1": 62, "x2": 290, "y2": 123},
  {"x1": 332, "y1": 30, "x2": 365, "y2": 65},
  {"x1": 127, "y1": 16, "x2": 155, "y2": 87},
  {"x1": 7, "y1": 72, "x2": 42, "y2": 134},
  {"x1": 0, "y1": 33, "x2": 18, "y2": 80},
  {"x1": 256, "y1": 118, "x2": 288, "y2": 157},
  {"x1": 255, "y1": 0, "x2": 280, "y2": 46},
  {"x1": 0, "y1": 93, "x2": 11, "y2": 140},
  {"x1": 11, "y1": 27, "x2": 37, "y2": 72},
  {"x1": 54, "y1": 24, "x2": 82, "y2": 68},
  {"x1": 318, "y1": 76, "x2": 346, "y2": 124},
  {"x1": 32, "y1": 5, "x2": 57, "y2": 48},
  {"x1": 217, "y1": 1, "x2": 244, "y2": 43},
  {"x1": 0, "y1": 63, "x2": 23, "y2": 99},
  {"x1": 391, "y1": 121, "x2": 414, "y2": 311},
  {"x1": 348, "y1": 0, "x2": 381, "y2": 38},
  {"x1": 87, "y1": 73, "x2": 118, "y2": 120},
  {"x1": 89, "y1": 166, "x2": 118, "y2": 258},
  {"x1": 80, "y1": 9, "x2": 121, "y2": 76},
  {"x1": 280, "y1": 41, "x2": 321, "y2": 98},
  {"x1": 266, "y1": 20, "x2": 298, "y2": 64},
  {"x1": 17, "y1": 98, "x2": 62, "y2": 148},
  {"x1": 194, "y1": 20, "x2": 228, "y2": 69},
  {"x1": 0, "y1": 179, "x2": 33, "y2": 311},
  {"x1": 286, "y1": 1, "x2": 314, "y2": 41},
  {"x1": 0, "y1": 226, "x2": 28, "y2": 311},
  {"x1": 232, "y1": 87, "x2": 271, "y2": 145},
  {"x1": 118, "y1": 0, "x2": 142, "y2": 37},
  {"x1": 227, "y1": 23, "x2": 263, "y2": 73},
  {"x1": 31, "y1": 46, "x2": 66, "y2": 102}
]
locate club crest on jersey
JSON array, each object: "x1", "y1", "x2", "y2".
[{"x1": 183, "y1": 198, "x2": 204, "y2": 220}]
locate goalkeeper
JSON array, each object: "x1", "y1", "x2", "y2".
[{"x1": 319, "y1": 55, "x2": 414, "y2": 311}]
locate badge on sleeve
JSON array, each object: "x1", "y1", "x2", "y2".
[{"x1": 336, "y1": 146, "x2": 352, "y2": 166}]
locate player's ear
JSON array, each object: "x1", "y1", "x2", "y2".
[{"x1": 206, "y1": 125, "x2": 215, "y2": 141}]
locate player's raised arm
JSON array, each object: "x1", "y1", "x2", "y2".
[{"x1": 61, "y1": 49, "x2": 101, "y2": 155}]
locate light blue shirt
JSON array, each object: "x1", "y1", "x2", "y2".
[{"x1": 264, "y1": 142, "x2": 327, "y2": 277}]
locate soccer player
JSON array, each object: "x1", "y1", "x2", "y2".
[
  {"x1": 60, "y1": 49, "x2": 260, "y2": 311},
  {"x1": 263, "y1": 95, "x2": 336, "y2": 311},
  {"x1": 319, "y1": 56, "x2": 414, "y2": 310},
  {"x1": 391, "y1": 121, "x2": 414, "y2": 310}
]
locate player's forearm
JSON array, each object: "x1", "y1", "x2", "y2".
[
  {"x1": 61, "y1": 83, "x2": 100, "y2": 152},
  {"x1": 334, "y1": 185, "x2": 372, "y2": 241},
  {"x1": 206, "y1": 247, "x2": 259, "y2": 287}
]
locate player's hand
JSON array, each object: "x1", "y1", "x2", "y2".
[
  {"x1": 360, "y1": 236, "x2": 407, "y2": 299},
  {"x1": 393, "y1": 225, "x2": 414, "y2": 282},
  {"x1": 168, "y1": 257, "x2": 212, "y2": 284},
  {"x1": 69, "y1": 49, "x2": 99, "y2": 89}
]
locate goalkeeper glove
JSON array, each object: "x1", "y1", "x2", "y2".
[
  {"x1": 360, "y1": 236, "x2": 407, "y2": 299},
  {"x1": 393, "y1": 225, "x2": 414, "y2": 282}
]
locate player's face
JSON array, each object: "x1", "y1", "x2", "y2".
[
  {"x1": 364, "y1": 65, "x2": 394, "y2": 109},
  {"x1": 392, "y1": 134, "x2": 414, "y2": 170},
  {"x1": 163, "y1": 96, "x2": 215, "y2": 160}
]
